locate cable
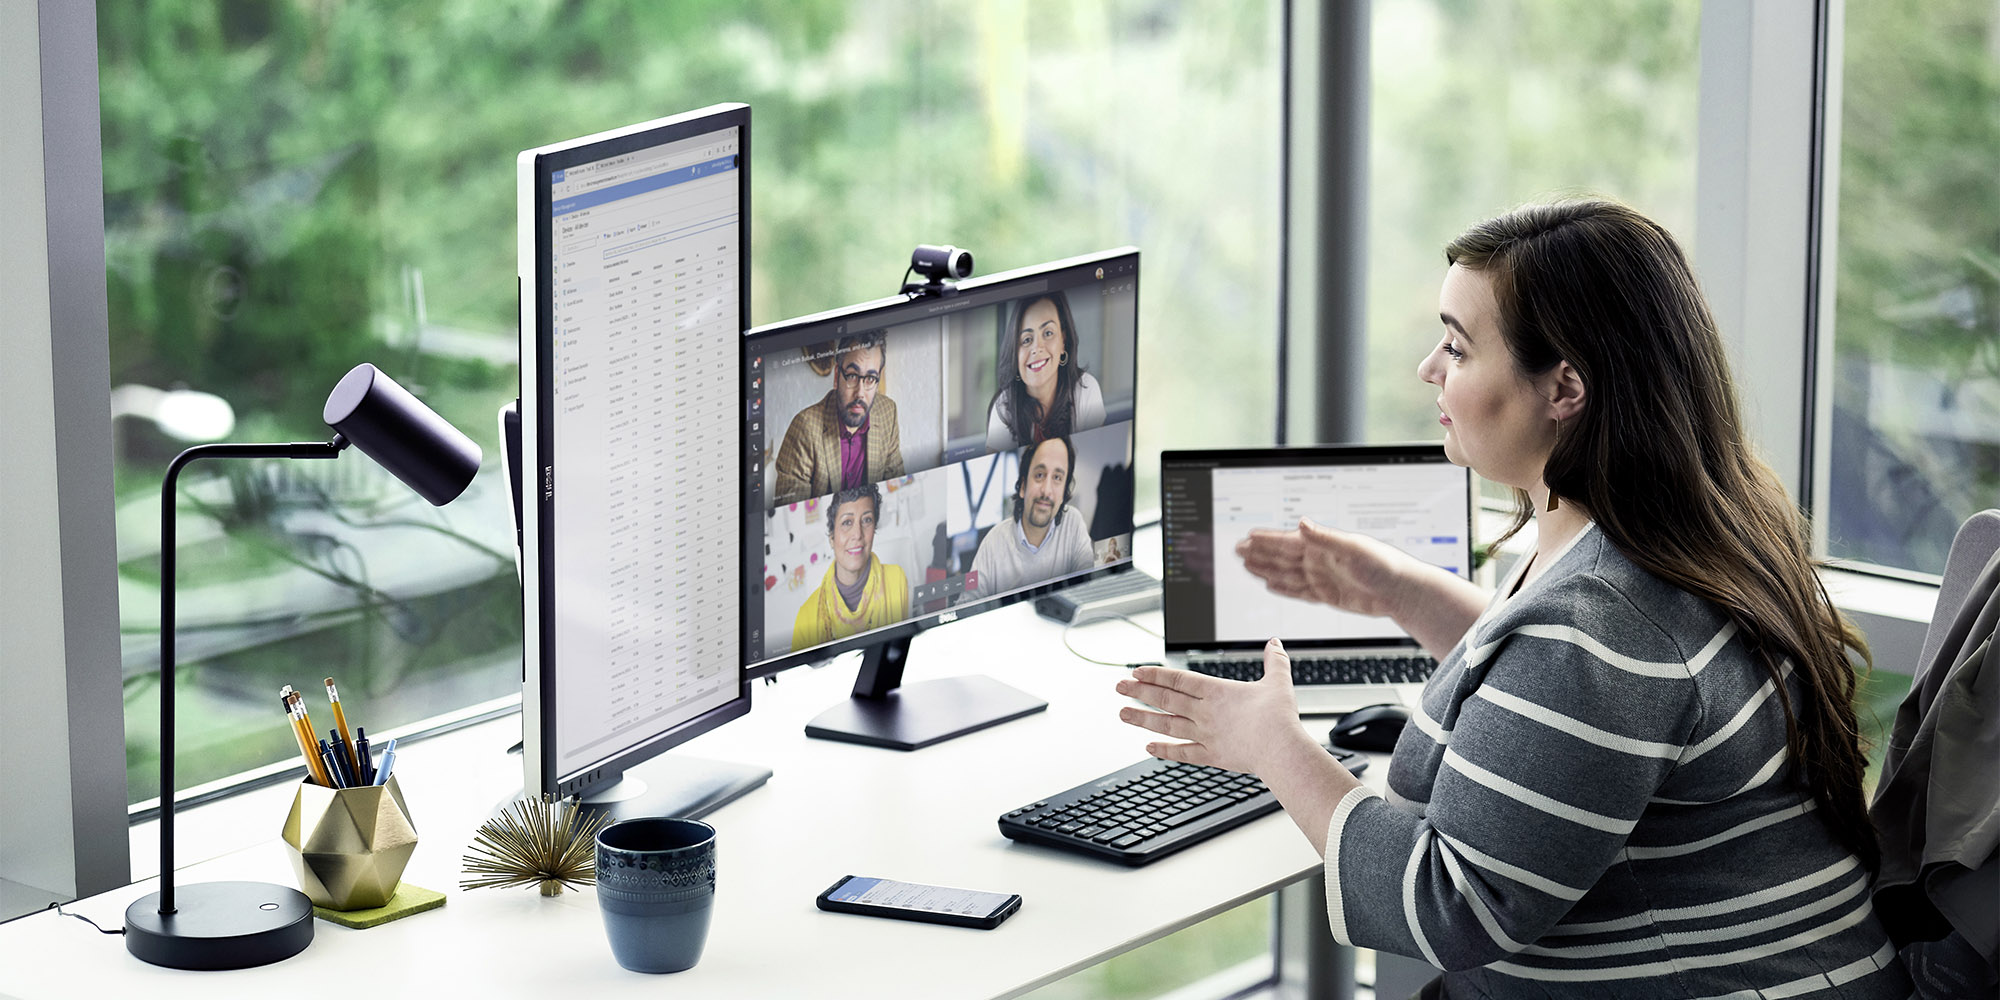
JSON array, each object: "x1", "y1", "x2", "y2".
[
  {"x1": 1061, "y1": 613, "x2": 1165, "y2": 668},
  {"x1": 48, "y1": 901, "x2": 122, "y2": 935}
]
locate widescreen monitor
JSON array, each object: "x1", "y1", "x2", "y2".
[
  {"x1": 516, "y1": 104, "x2": 766, "y2": 819},
  {"x1": 743, "y1": 248, "x2": 1140, "y2": 749}
]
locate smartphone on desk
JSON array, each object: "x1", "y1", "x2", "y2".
[{"x1": 815, "y1": 875, "x2": 1021, "y2": 930}]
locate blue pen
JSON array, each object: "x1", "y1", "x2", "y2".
[
  {"x1": 318, "y1": 739, "x2": 346, "y2": 788},
  {"x1": 329, "y1": 729, "x2": 358, "y2": 787},
  {"x1": 354, "y1": 728, "x2": 373, "y2": 785},
  {"x1": 372, "y1": 738, "x2": 398, "y2": 785}
]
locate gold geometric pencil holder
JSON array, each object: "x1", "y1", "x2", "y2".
[{"x1": 280, "y1": 775, "x2": 417, "y2": 911}]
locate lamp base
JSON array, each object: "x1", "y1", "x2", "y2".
[{"x1": 123, "y1": 881, "x2": 314, "y2": 970}]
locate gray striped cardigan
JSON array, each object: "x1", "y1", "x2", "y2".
[{"x1": 1327, "y1": 524, "x2": 1909, "y2": 998}]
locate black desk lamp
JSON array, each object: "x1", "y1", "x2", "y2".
[{"x1": 123, "y1": 364, "x2": 482, "y2": 970}]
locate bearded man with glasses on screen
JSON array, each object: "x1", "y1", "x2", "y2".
[{"x1": 773, "y1": 330, "x2": 906, "y2": 505}]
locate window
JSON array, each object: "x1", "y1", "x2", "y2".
[
  {"x1": 99, "y1": 0, "x2": 1281, "y2": 806},
  {"x1": 1826, "y1": 0, "x2": 2000, "y2": 576},
  {"x1": 1363, "y1": 0, "x2": 1702, "y2": 451}
]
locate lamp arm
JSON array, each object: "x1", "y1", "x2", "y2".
[{"x1": 155, "y1": 436, "x2": 346, "y2": 914}]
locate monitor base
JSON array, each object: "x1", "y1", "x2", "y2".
[
  {"x1": 806, "y1": 675, "x2": 1048, "y2": 751},
  {"x1": 498, "y1": 754, "x2": 772, "y2": 826}
]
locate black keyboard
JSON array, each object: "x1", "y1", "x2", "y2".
[
  {"x1": 997, "y1": 748, "x2": 1367, "y2": 865},
  {"x1": 1189, "y1": 653, "x2": 1436, "y2": 686}
]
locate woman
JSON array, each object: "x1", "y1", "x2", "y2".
[
  {"x1": 1117, "y1": 201, "x2": 1906, "y2": 998},
  {"x1": 985, "y1": 290, "x2": 1106, "y2": 452},
  {"x1": 792, "y1": 483, "x2": 909, "y2": 649}
]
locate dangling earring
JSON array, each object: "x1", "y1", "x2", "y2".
[
  {"x1": 1546, "y1": 414, "x2": 1562, "y2": 512},
  {"x1": 1058, "y1": 352, "x2": 1068, "y2": 367}
]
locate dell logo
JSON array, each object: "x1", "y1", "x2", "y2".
[{"x1": 936, "y1": 611, "x2": 959, "y2": 625}]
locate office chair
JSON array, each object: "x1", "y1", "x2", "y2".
[{"x1": 1868, "y1": 509, "x2": 2000, "y2": 999}]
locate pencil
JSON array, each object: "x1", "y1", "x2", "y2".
[
  {"x1": 325, "y1": 678, "x2": 360, "y2": 775},
  {"x1": 293, "y1": 689, "x2": 320, "y2": 759},
  {"x1": 283, "y1": 689, "x2": 333, "y2": 786}
]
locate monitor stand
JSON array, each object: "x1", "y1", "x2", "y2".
[
  {"x1": 500, "y1": 754, "x2": 771, "y2": 826},
  {"x1": 805, "y1": 635, "x2": 1047, "y2": 750}
]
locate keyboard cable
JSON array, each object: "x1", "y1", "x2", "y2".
[{"x1": 1061, "y1": 613, "x2": 1165, "y2": 669}]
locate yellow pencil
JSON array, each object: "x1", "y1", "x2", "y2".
[
  {"x1": 325, "y1": 678, "x2": 360, "y2": 774},
  {"x1": 283, "y1": 689, "x2": 333, "y2": 786},
  {"x1": 290, "y1": 689, "x2": 331, "y2": 785}
]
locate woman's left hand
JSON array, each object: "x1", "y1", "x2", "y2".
[{"x1": 1116, "y1": 639, "x2": 1311, "y2": 775}]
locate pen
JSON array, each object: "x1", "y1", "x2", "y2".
[
  {"x1": 325, "y1": 678, "x2": 360, "y2": 775},
  {"x1": 372, "y1": 738, "x2": 397, "y2": 785},
  {"x1": 355, "y1": 728, "x2": 373, "y2": 786},
  {"x1": 318, "y1": 739, "x2": 345, "y2": 788},
  {"x1": 286, "y1": 689, "x2": 334, "y2": 786},
  {"x1": 329, "y1": 729, "x2": 359, "y2": 788}
]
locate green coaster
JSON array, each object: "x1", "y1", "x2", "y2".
[{"x1": 313, "y1": 882, "x2": 445, "y2": 928}]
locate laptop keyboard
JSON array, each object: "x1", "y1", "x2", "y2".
[
  {"x1": 1189, "y1": 653, "x2": 1436, "y2": 686},
  {"x1": 997, "y1": 748, "x2": 1367, "y2": 866}
]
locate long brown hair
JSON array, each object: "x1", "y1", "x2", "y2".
[
  {"x1": 992, "y1": 290, "x2": 1086, "y2": 447},
  {"x1": 1445, "y1": 199, "x2": 1879, "y2": 869}
]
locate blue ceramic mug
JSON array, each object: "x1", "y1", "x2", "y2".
[{"x1": 594, "y1": 817, "x2": 716, "y2": 974}]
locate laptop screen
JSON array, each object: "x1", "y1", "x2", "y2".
[{"x1": 1160, "y1": 445, "x2": 1472, "y2": 651}]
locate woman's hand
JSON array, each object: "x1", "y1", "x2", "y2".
[
  {"x1": 1235, "y1": 517, "x2": 1413, "y2": 618},
  {"x1": 1116, "y1": 639, "x2": 1316, "y2": 775}
]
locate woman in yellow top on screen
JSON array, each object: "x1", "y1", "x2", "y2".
[
  {"x1": 792, "y1": 483, "x2": 910, "y2": 650},
  {"x1": 985, "y1": 289, "x2": 1106, "y2": 452}
]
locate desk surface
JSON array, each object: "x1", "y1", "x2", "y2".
[{"x1": 0, "y1": 578, "x2": 1383, "y2": 999}]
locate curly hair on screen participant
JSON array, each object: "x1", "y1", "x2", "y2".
[
  {"x1": 1115, "y1": 200, "x2": 1908, "y2": 999},
  {"x1": 791, "y1": 483, "x2": 909, "y2": 651},
  {"x1": 984, "y1": 290, "x2": 1105, "y2": 452}
]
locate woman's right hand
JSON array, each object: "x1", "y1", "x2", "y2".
[{"x1": 1235, "y1": 517, "x2": 1416, "y2": 618}]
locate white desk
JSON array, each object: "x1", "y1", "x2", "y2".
[{"x1": 0, "y1": 591, "x2": 1384, "y2": 999}]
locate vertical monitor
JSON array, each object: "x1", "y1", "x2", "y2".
[
  {"x1": 742, "y1": 249, "x2": 1140, "y2": 748},
  {"x1": 517, "y1": 104, "x2": 764, "y2": 817}
]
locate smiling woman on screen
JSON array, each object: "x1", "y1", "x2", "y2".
[
  {"x1": 986, "y1": 290, "x2": 1105, "y2": 452},
  {"x1": 793, "y1": 483, "x2": 908, "y2": 650}
]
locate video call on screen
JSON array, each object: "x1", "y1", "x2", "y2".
[{"x1": 744, "y1": 262, "x2": 1139, "y2": 664}]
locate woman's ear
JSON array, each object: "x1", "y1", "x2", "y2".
[{"x1": 1542, "y1": 361, "x2": 1586, "y2": 422}]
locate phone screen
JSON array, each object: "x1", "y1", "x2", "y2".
[{"x1": 827, "y1": 877, "x2": 1014, "y2": 918}]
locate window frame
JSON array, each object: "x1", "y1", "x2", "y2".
[
  {"x1": 2, "y1": 0, "x2": 131, "y2": 919},
  {"x1": 18, "y1": 7, "x2": 1947, "y2": 992}
]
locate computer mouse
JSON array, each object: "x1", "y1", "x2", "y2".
[{"x1": 1328, "y1": 703, "x2": 1410, "y2": 753}]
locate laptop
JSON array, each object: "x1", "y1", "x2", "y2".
[{"x1": 1159, "y1": 445, "x2": 1474, "y2": 715}]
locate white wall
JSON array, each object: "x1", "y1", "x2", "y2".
[{"x1": 0, "y1": 0, "x2": 129, "y2": 913}]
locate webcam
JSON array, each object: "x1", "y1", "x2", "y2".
[
  {"x1": 912, "y1": 244, "x2": 974, "y2": 281},
  {"x1": 901, "y1": 244, "x2": 975, "y2": 298}
]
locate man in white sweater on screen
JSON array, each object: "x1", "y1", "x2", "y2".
[{"x1": 965, "y1": 436, "x2": 1094, "y2": 603}]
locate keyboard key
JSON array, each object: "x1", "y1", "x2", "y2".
[{"x1": 1161, "y1": 797, "x2": 1234, "y2": 828}]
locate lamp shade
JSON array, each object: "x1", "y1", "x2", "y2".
[{"x1": 322, "y1": 363, "x2": 482, "y2": 505}]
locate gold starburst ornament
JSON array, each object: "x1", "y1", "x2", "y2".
[{"x1": 460, "y1": 794, "x2": 610, "y2": 896}]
